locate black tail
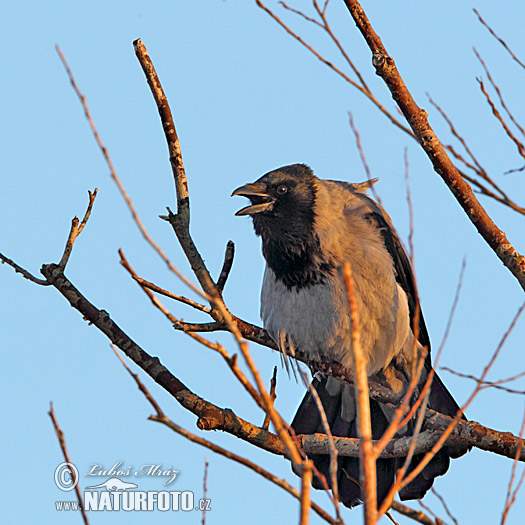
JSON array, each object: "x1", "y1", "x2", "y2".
[{"x1": 291, "y1": 372, "x2": 469, "y2": 508}]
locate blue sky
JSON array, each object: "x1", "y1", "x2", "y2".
[{"x1": 2, "y1": 1, "x2": 525, "y2": 523}]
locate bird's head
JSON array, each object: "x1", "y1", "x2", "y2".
[
  {"x1": 232, "y1": 164, "x2": 317, "y2": 241},
  {"x1": 233, "y1": 164, "x2": 339, "y2": 288}
]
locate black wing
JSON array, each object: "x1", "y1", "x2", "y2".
[
  {"x1": 365, "y1": 211, "x2": 466, "y2": 421},
  {"x1": 365, "y1": 212, "x2": 431, "y2": 367}
]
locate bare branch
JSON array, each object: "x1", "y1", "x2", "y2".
[
  {"x1": 425, "y1": 94, "x2": 525, "y2": 215},
  {"x1": 343, "y1": 0, "x2": 525, "y2": 290},
  {"x1": 119, "y1": 250, "x2": 266, "y2": 412},
  {"x1": 39, "y1": 263, "x2": 287, "y2": 454},
  {"x1": 172, "y1": 316, "x2": 278, "y2": 349},
  {"x1": 379, "y1": 387, "x2": 431, "y2": 515},
  {"x1": 427, "y1": 96, "x2": 525, "y2": 214},
  {"x1": 112, "y1": 343, "x2": 335, "y2": 524},
  {"x1": 31, "y1": 260, "x2": 525, "y2": 467},
  {"x1": 280, "y1": 2, "x2": 323, "y2": 28},
  {"x1": 133, "y1": 39, "x2": 215, "y2": 302},
  {"x1": 255, "y1": 0, "x2": 413, "y2": 138},
  {"x1": 343, "y1": 261, "x2": 377, "y2": 523},
  {"x1": 173, "y1": 320, "x2": 225, "y2": 332},
  {"x1": 165, "y1": 308, "x2": 525, "y2": 463},
  {"x1": 428, "y1": 94, "x2": 489, "y2": 182},
  {"x1": 300, "y1": 460, "x2": 313, "y2": 525},
  {"x1": 56, "y1": 44, "x2": 205, "y2": 299},
  {"x1": 312, "y1": 0, "x2": 371, "y2": 92}
]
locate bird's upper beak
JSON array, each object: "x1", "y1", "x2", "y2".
[{"x1": 231, "y1": 182, "x2": 274, "y2": 216}]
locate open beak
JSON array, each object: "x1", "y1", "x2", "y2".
[{"x1": 231, "y1": 182, "x2": 274, "y2": 216}]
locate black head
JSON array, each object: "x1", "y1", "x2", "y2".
[
  {"x1": 232, "y1": 163, "x2": 317, "y2": 235},
  {"x1": 232, "y1": 164, "x2": 334, "y2": 289}
]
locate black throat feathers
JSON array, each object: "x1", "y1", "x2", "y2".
[{"x1": 253, "y1": 187, "x2": 335, "y2": 290}]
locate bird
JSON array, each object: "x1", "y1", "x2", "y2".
[{"x1": 232, "y1": 163, "x2": 469, "y2": 508}]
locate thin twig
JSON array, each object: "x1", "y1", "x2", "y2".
[
  {"x1": 473, "y1": 48, "x2": 525, "y2": 140},
  {"x1": 1, "y1": 188, "x2": 98, "y2": 282},
  {"x1": 427, "y1": 94, "x2": 490, "y2": 184},
  {"x1": 404, "y1": 148, "x2": 414, "y2": 261},
  {"x1": 173, "y1": 320, "x2": 225, "y2": 332},
  {"x1": 477, "y1": 78, "x2": 525, "y2": 161},
  {"x1": 48, "y1": 403, "x2": 90, "y2": 525},
  {"x1": 110, "y1": 344, "x2": 165, "y2": 416},
  {"x1": 216, "y1": 241, "x2": 235, "y2": 293},
  {"x1": 262, "y1": 367, "x2": 278, "y2": 430},
  {"x1": 385, "y1": 511, "x2": 400, "y2": 525},
  {"x1": 428, "y1": 95, "x2": 525, "y2": 215},
  {"x1": 131, "y1": 276, "x2": 211, "y2": 313},
  {"x1": 431, "y1": 488, "x2": 458, "y2": 525},
  {"x1": 501, "y1": 405, "x2": 525, "y2": 525},
  {"x1": 473, "y1": 9, "x2": 525, "y2": 70},
  {"x1": 58, "y1": 189, "x2": 98, "y2": 270},
  {"x1": 0, "y1": 252, "x2": 49, "y2": 285},
  {"x1": 348, "y1": 111, "x2": 382, "y2": 205},
  {"x1": 312, "y1": 0, "x2": 370, "y2": 92},
  {"x1": 202, "y1": 459, "x2": 209, "y2": 525},
  {"x1": 280, "y1": 0, "x2": 370, "y2": 92},
  {"x1": 417, "y1": 500, "x2": 445, "y2": 525},
  {"x1": 441, "y1": 367, "x2": 525, "y2": 396}
]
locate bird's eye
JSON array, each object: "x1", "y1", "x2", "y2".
[{"x1": 276, "y1": 184, "x2": 288, "y2": 195}]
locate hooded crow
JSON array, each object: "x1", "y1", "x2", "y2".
[{"x1": 233, "y1": 163, "x2": 468, "y2": 508}]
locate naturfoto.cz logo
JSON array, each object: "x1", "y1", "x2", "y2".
[{"x1": 54, "y1": 461, "x2": 211, "y2": 513}]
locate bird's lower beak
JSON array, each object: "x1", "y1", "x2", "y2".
[{"x1": 231, "y1": 182, "x2": 274, "y2": 216}]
